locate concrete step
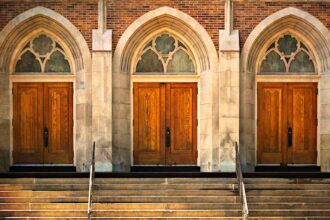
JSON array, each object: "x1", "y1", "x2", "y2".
[
  {"x1": 1, "y1": 210, "x2": 329, "y2": 218},
  {"x1": 249, "y1": 210, "x2": 330, "y2": 217},
  {"x1": 0, "y1": 195, "x2": 239, "y2": 203},
  {"x1": 0, "y1": 178, "x2": 237, "y2": 184},
  {"x1": 1, "y1": 202, "x2": 328, "y2": 211},
  {"x1": 0, "y1": 183, "x2": 236, "y2": 191},
  {"x1": 0, "y1": 210, "x2": 242, "y2": 217},
  {"x1": 0, "y1": 189, "x2": 237, "y2": 197},
  {"x1": 1, "y1": 218, "x2": 329, "y2": 220},
  {"x1": 245, "y1": 184, "x2": 330, "y2": 190},
  {"x1": 0, "y1": 202, "x2": 241, "y2": 210},
  {"x1": 247, "y1": 196, "x2": 330, "y2": 203},
  {"x1": 244, "y1": 178, "x2": 330, "y2": 184},
  {"x1": 248, "y1": 203, "x2": 330, "y2": 209},
  {"x1": 246, "y1": 189, "x2": 330, "y2": 196}
]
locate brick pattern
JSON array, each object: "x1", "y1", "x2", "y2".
[
  {"x1": 107, "y1": 0, "x2": 225, "y2": 52},
  {"x1": 234, "y1": 1, "x2": 330, "y2": 49},
  {"x1": 0, "y1": 1, "x2": 329, "y2": 52},
  {"x1": 0, "y1": 0, "x2": 98, "y2": 51}
]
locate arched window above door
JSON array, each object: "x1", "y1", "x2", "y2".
[
  {"x1": 135, "y1": 33, "x2": 196, "y2": 74},
  {"x1": 259, "y1": 34, "x2": 316, "y2": 74},
  {"x1": 14, "y1": 34, "x2": 71, "y2": 74}
]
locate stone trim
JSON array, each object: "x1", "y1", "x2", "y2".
[
  {"x1": 0, "y1": 6, "x2": 91, "y2": 75},
  {"x1": 0, "y1": 6, "x2": 92, "y2": 172},
  {"x1": 240, "y1": 7, "x2": 330, "y2": 172},
  {"x1": 241, "y1": 7, "x2": 330, "y2": 73},
  {"x1": 112, "y1": 6, "x2": 219, "y2": 172}
]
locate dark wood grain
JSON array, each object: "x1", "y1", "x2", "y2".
[
  {"x1": 133, "y1": 83, "x2": 165, "y2": 164},
  {"x1": 13, "y1": 83, "x2": 44, "y2": 164},
  {"x1": 257, "y1": 82, "x2": 317, "y2": 165},
  {"x1": 43, "y1": 83, "x2": 73, "y2": 164},
  {"x1": 133, "y1": 83, "x2": 197, "y2": 165},
  {"x1": 13, "y1": 82, "x2": 73, "y2": 164}
]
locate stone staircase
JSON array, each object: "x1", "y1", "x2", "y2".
[
  {"x1": 245, "y1": 177, "x2": 330, "y2": 219},
  {"x1": 0, "y1": 176, "x2": 329, "y2": 219},
  {"x1": 0, "y1": 177, "x2": 242, "y2": 219}
]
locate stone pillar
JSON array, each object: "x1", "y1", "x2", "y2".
[
  {"x1": 218, "y1": 0, "x2": 240, "y2": 172},
  {"x1": 320, "y1": 72, "x2": 330, "y2": 172},
  {"x1": 92, "y1": 0, "x2": 113, "y2": 171}
]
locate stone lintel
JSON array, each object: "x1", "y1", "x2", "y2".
[
  {"x1": 92, "y1": 29, "x2": 112, "y2": 51},
  {"x1": 219, "y1": 29, "x2": 240, "y2": 52}
]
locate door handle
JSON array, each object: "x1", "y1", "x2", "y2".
[
  {"x1": 288, "y1": 127, "x2": 292, "y2": 147},
  {"x1": 166, "y1": 127, "x2": 170, "y2": 148},
  {"x1": 44, "y1": 127, "x2": 49, "y2": 147}
]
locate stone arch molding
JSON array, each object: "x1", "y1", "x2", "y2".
[
  {"x1": 112, "y1": 6, "x2": 219, "y2": 171},
  {"x1": 0, "y1": 6, "x2": 92, "y2": 172},
  {"x1": 242, "y1": 7, "x2": 330, "y2": 74},
  {"x1": 240, "y1": 7, "x2": 330, "y2": 172},
  {"x1": 0, "y1": 6, "x2": 91, "y2": 84}
]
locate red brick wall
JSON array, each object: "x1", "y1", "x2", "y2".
[
  {"x1": 107, "y1": 0, "x2": 225, "y2": 53},
  {"x1": 0, "y1": 1, "x2": 329, "y2": 52},
  {"x1": 0, "y1": 0, "x2": 98, "y2": 51},
  {"x1": 234, "y1": 1, "x2": 330, "y2": 49}
]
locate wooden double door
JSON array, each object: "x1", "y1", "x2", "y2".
[
  {"x1": 13, "y1": 82, "x2": 73, "y2": 164},
  {"x1": 133, "y1": 83, "x2": 197, "y2": 165},
  {"x1": 257, "y1": 82, "x2": 317, "y2": 165}
]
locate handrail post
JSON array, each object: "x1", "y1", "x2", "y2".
[
  {"x1": 235, "y1": 142, "x2": 249, "y2": 220},
  {"x1": 88, "y1": 142, "x2": 96, "y2": 220}
]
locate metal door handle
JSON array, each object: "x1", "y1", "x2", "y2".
[
  {"x1": 166, "y1": 127, "x2": 170, "y2": 148},
  {"x1": 44, "y1": 127, "x2": 49, "y2": 147},
  {"x1": 288, "y1": 127, "x2": 292, "y2": 147}
]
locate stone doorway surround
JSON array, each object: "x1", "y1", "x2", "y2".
[
  {"x1": 240, "y1": 7, "x2": 330, "y2": 172},
  {"x1": 112, "y1": 7, "x2": 219, "y2": 172},
  {"x1": 0, "y1": 7, "x2": 92, "y2": 172}
]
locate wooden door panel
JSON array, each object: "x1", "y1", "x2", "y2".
[
  {"x1": 44, "y1": 83, "x2": 73, "y2": 164},
  {"x1": 13, "y1": 83, "x2": 43, "y2": 164},
  {"x1": 257, "y1": 83, "x2": 286, "y2": 164},
  {"x1": 288, "y1": 83, "x2": 317, "y2": 164},
  {"x1": 166, "y1": 83, "x2": 197, "y2": 164},
  {"x1": 133, "y1": 83, "x2": 165, "y2": 164}
]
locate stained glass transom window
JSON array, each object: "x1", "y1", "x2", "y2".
[
  {"x1": 135, "y1": 33, "x2": 195, "y2": 74},
  {"x1": 259, "y1": 34, "x2": 315, "y2": 74},
  {"x1": 15, "y1": 34, "x2": 71, "y2": 74}
]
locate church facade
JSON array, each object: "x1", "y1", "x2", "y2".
[{"x1": 0, "y1": 0, "x2": 330, "y2": 173}]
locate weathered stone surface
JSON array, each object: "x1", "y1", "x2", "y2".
[
  {"x1": 92, "y1": 51, "x2": 112, "y2": 172},
  {"x1": 219, "y1": 46, "x2": 240, "y2": 172}
]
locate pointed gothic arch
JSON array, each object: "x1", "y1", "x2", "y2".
[
  {"x1": 0, "y1": 7, "x2": 92, "y2": 172},
  {"x1": 112, "y1": 6, "x2": 219, "y2": 171},
  {"x1": 240, "y1": 7, "x2": 330, "y2": 171}
]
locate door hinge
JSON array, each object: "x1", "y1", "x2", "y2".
[
  {"x1": 12, "y1": 88, "x2": 14, "y2": 95},
  {"x1": 316, "y1": 118, "x2": 318, "y2": 126},
  {"x1": 197, "y1": 88, "x2": 198, "y2": 94},
  {"x1": 73, "y1": 120, "x2": 74, "y2": 128},
  {"x1": 133, "y1": 119, "x2": 134, "y2": 126},
  {"x1": 197, "y1": 119, "x2": 198, "y2": 126},
  {"x1": 316, "y1": 88, "x2": 318, "y2": 95}
]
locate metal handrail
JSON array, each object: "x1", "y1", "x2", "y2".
[
  {"x1": 87, "y1": 142, "x2": 96, "y2": 220},
  {"x1": 235, "y1": 142, "x2": 249, "y2": 220}
]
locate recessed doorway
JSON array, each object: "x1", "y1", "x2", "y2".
[
  {"x1": 133, "y1": 82, "x2": 197, "y2": 165},
  {"x1": 257, "y1": 82, "x2": 317, "y2": 165},
  {"x1": 12, "y1": 82, "x2": 73, "y2": 164}
]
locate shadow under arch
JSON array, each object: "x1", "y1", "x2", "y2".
[
  {"x1": 240, "y1": 7, "x2": 330, "y2": 171},
  {"x1": 112, "y1": 6, "x2": 219, "y2": 171},
  {"x1": 0, "y1": 6, "x2": 92, "y2": 172}
]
